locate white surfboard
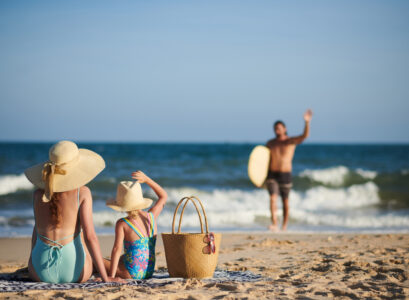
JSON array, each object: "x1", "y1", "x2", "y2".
[{"x1": 248, "y1": 145, "x2": 270, "y2": 188}]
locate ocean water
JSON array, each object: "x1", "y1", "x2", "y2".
[{"x1": 0, "y1": 142, "x2": 408, "y2": 237}]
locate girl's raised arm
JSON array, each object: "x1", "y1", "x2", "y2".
[{"x1": 132, "y1": 171, "x2": 168, "y2": 219}]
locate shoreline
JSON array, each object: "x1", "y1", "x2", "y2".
[
  {"x1": 1, "y1": 232, "x2": 409, "y2": 263},
  {"x1": 2, "y1": 227, "x2": 409, "y2": 240}
]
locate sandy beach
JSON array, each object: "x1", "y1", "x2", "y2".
[{"x1": 0, "y1": 232, "x2": 408, "y2": 299}]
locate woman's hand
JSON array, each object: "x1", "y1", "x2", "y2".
[{"x1": 132, "y1": 170, "x2": 150, "y2": 184}]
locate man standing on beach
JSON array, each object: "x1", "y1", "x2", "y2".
[{"x1": 266, "y1": 109, "x2": 313, "y2": 231}]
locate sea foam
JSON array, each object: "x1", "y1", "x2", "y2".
[
  {"x1": 299, "y1": 166, "x2": 378, "y2": 186},
  {"x1": 0, "y1": 174, "x2": 33, "y2": 195},
  {"x1": 356, "y1": 168, "x2": 377, "y2": 180},
  {"x1": 1, "y1": 182, "x2": 406, "y2": 233},
  {"x1": 90, "y1": 183, "x2": 409, "y2": 230}
]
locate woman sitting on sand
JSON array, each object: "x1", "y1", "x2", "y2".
[
  {"x1": 104, "y1": 171, "x2": 167, "y2": 279},
  {"x1": 24, "y1": 140, "x2": 121, "y2": 283}
]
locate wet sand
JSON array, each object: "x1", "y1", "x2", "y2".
[{"x1": 0, "y1": 233, "x2": 408, "y2": 299}]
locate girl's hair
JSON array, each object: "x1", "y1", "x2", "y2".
[
  {"x1": 49, "y1": 192, "x2": 62, "y2": 227},
  {"x1": 127, "y1": 210, "x2": 141, "y2": 219}
]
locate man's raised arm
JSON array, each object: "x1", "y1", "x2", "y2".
[{"x1": 287, "y1": 109, "x2": 313, "y2": 145}]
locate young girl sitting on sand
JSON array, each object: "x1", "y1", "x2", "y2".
[{"x1": 104, "y1": 171, "x2": 167, "y2": 279}]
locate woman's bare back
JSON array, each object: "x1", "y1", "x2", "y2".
[{"x1": 33, "y1": 188, "x2": 81, "y2": 244}]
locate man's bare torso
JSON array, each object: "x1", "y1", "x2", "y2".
[{"x1": 266, "y1": 139, "x2": 296, "y2": 173}]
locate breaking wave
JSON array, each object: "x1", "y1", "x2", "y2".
[
  {"x1": 0, "y1": 174, "x2": 33, "y2": 195},
  {"x1": 298, "y1": 166, "x2": 378, "y2": 186}
]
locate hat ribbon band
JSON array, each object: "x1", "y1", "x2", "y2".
[
  {"x1": 41, "y1": 162, "x2": 67, "y2": 202},
  {"x1": 41, "y1": 154, "x2": 81, "y2": 202}
]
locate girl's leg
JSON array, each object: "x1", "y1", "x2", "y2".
[
  {"x1": 115, "y1": 255, "x2": 132, "y2": 279},
  {"x1": 103, "y1": 258, "x2": 111, "y2": 274}
]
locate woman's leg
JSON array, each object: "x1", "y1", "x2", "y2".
[
  {"x1": 77, "y1": 233, "x2": 93, "y2": 283},
  {"x1": 28, "y1": 256, "x2": 41, "y2": 282}
]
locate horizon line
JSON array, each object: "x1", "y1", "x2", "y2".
[{"x1": 0, "y1": 139, "x2": 408, "y2": 145}]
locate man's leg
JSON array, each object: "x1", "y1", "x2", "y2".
[
  {"x1": 280, "y1": 186, "x2": 291, "y2": 231},
  {"x1": 269, "y1": 193, "x2": 278, "y2": 231},
  {"x1": 266, "y1": 180, "x2": 279, "y2": 232},
  {"x1": 281, "y1": 197, "x2": 289, "y2": 231}
]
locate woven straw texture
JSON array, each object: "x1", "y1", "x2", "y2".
[{"x1": 162, "y1": 196, "x2": 221, "y2": 278}]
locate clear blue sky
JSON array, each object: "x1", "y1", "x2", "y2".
[{"x1": 1, "y1": 1, "x2": 408, "y2": 143}]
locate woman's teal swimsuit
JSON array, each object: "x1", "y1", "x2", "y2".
[{"x1": 31, "y1": 189, "x2": 86, "y2": 283}]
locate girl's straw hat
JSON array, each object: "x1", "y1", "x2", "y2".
[
  {"x1": 24, "y1": 140, "x2": 105, "y2": 202},
  {"x1": 106, "y1": 181, "x2": 153, "y2": 211}
]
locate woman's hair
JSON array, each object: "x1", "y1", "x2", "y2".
[
  {"x1": 49, "y1": 192, "x2": 62, "y2": 227},
  {"x1": 127, "y1": 210, "x2": 141, "y2": 219}
]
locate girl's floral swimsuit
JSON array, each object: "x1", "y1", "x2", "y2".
[{"x1": 122, "y1": 213, "x2": 156, "y2": 279}]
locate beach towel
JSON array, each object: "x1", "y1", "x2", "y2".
[{"x1": 0, "y1": 268, "x2": 263, "y2": 292}]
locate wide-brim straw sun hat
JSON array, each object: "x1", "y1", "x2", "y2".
[
  {"x1": 24, "y1": 140, "x2": 105, "y2": 202},
  {"x1": 106, "y1": 181, "x2": 153, "y2": 212}
]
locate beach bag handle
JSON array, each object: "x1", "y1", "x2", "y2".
[{"x1": 171, "y1": 196, "x2": 210, "y2": 234}]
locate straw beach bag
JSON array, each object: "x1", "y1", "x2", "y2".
[{"x1": 162, "y1": 196, "x2": 222, "y2": 278}]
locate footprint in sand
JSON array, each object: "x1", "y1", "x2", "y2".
[
  {"x1": 372, "y1": 273, "x2": 389, "y2": 280},
  {"x1": 330, "y1": 288, "x2": 360, "y2": 299},
  {"x1": 212, "y1": 293, "x2": 230, "y2": 299},
  {"x1": 321, "y1": 252, "x2": 346, "y2": 260},
  {"x1": 314, "y1": 291, "x2": 329, "y2": 296},
  {"x1": 388, "y1": 258, "x2": 404, "y2": 265},
  {"x1": 348, "y1": 282, "x2": 377, "y2": 292},
  {"x1": 373, "y1": 259, "x2": 387, "y2": 265},
  {"x1": 343, "y1": 260, "x2": 374, "y2": 274},
  {"x1": 236, "y1": 257, "x2": 250, "y2": 262},
  {"x1": 258, "y1": 265, "x2": 279, "y2": 272},
  {"x1": 215, "y1": 283, "x2": 242, "y2": 291},
  {"x1": 312, "y1": 259, "x2": 343, "y2": 273},
  {"x1": 233, "y1": 246, "x2": 245, "y2": 251},
  {"x1": 379, "y1": 267, "x2": 408, "y2": 282}
]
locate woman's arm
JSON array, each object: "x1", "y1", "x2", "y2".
[
  {"x1": 132, "y1": 171, "x2": 168, "y2": 219},
  {"x1": 30, "y1": 227, "x2": 36, "y2": 249},
  {"x1": 109, "y1": 220, "x2": 124, "y2": 277},
  {"x1": 79, "y1": 186, "x2": 119, "y2": 282},
  {"x1": 30, "y1": 190, "x2": 40, "y2": 250}
]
